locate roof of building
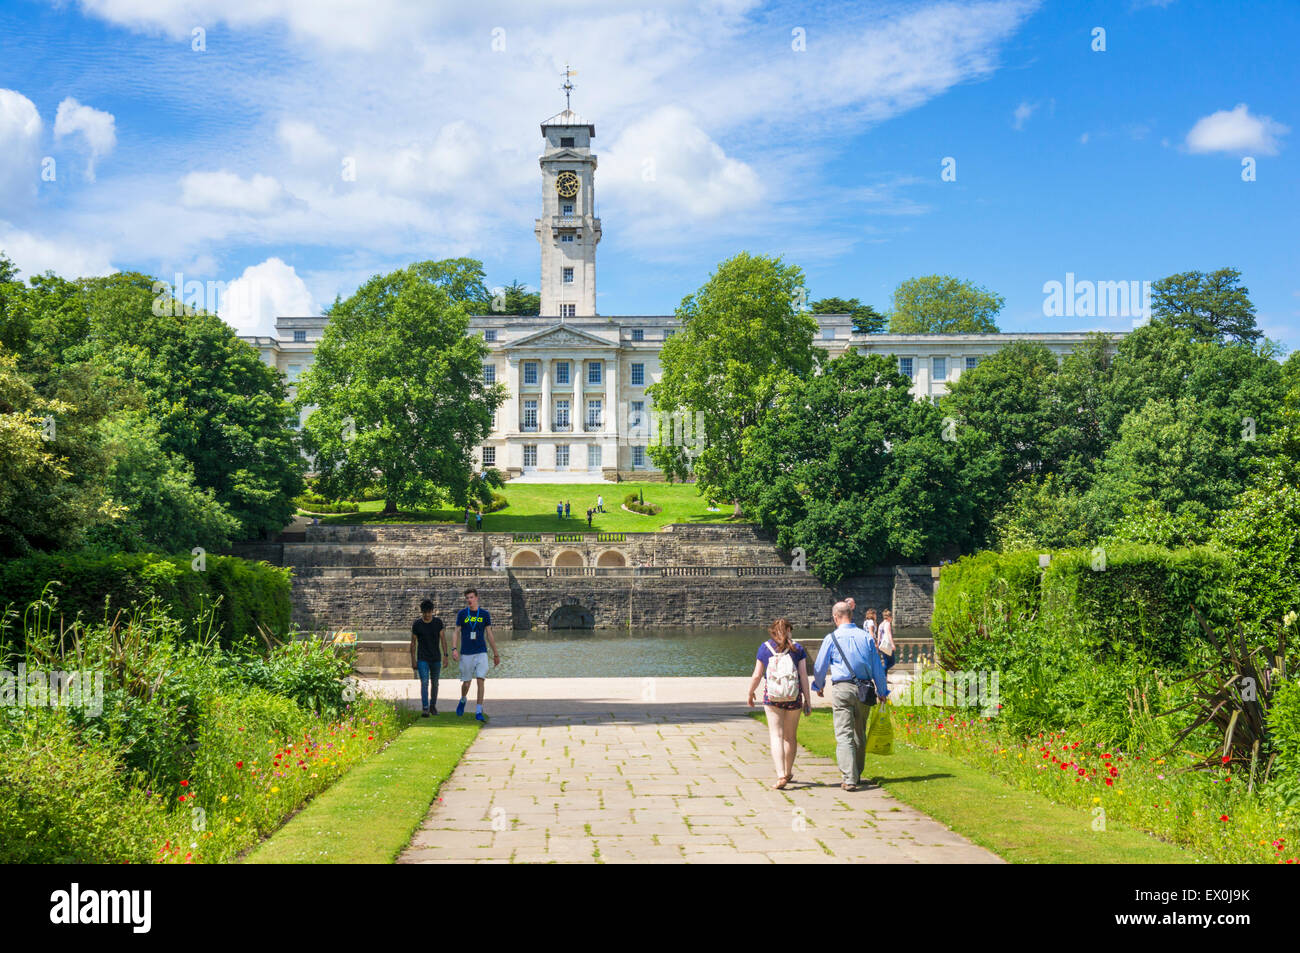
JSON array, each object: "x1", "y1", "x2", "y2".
[{"x1": 540, "y1": 109, "x2": 594, "y2": 134}]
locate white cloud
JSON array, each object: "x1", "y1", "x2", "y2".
[
  {"x1": 219, "y1": 257, "x2": 319, "y2": 336},
  {"x1": 0, "y1": 89, "x2": 43, "y2": 204},
  {"x1": 53, "y1": 97, "x2": 117, "y2": 181},
  {"x1": 1012, "y1": 101, "x2": 1037, "y2": 130},
  {"x1": 180, "y1": 171, "x2": 298, "y2": 213},
  {"x1": 1185, "y1": 103, "x2": 1288, "y2": 156},
  {"x1": 601, "y1": 106, "x2": 763, "y2": 224},
  {"x1": 1079, "y1": 132, "x2": 1090, "y2": 144},
  {"x1": 0, "y1": 222, "x2": 116, "y2": 278}
]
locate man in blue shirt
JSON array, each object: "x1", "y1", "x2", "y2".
[
  {"x1": 451, "y1": 588, "x2": 500, "y2": 721},
  {"x1": 812, "y1": 601, "x2": 890, "y2": 791}
]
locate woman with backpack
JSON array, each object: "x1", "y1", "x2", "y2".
[{"x1": 747, "y1": 617, "x2": 812, "y2": 789}]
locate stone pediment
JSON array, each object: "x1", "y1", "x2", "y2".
[{"x1": 509, "y1": 325, "x2": 613, "y2": 350}]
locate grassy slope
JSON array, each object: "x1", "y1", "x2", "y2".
[
  {"x1": 316, "y1": 481, "x2": 739, "y2": 531},
  {"x1": 245, "y1": 714, "x2": 480, "y2": 864},
  {"x1": 788, "y1": 710, "x2": 1199, "y2": 864}
]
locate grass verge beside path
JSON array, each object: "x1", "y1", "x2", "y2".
[
  {"x1": 245, "y1": 714, "x2": 480, "y2": 864},
  {"x1": 785, "y1": 710, "x2": 1199, "y2": 864}
]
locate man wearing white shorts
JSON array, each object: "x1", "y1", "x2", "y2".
[{"x1": 452, "y1": 588, "x2": 499, "y2": 721}]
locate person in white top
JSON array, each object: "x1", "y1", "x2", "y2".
[
  {"x1": 877, "y1": 609, "x2": 896, "y2": 670},
  {"x1": 862, "y1": 607, "x2": 877, "y2": 639}
]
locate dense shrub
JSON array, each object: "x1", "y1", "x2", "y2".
[
  {"x1": 0, "y1": 550, "x2": 290, "y2": 649},
  {"x1": 0, "y1": 713, "x2": 167, "y2": 863},
  {"x1": 931, "y1": 549, "x2": 1041, "y2": 669},
  {"x1": 622, "y1": 491, "x2": 661, "y2": 516}
]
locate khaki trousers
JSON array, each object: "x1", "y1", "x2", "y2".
[{"x1": 830, "y1": 681, "x2": 870, "y2": 785}]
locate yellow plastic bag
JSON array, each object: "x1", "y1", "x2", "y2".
[{"x1": 865, "y1": 702, "x2": 894, "y2": 756}]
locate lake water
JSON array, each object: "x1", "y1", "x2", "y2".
[{"x1": 358, "y1": 625, "x2": 932, "y2": 678}]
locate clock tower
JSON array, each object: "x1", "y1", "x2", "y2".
[{"x1": 535, "y1": 80, "x2": 600, "y2": 317}]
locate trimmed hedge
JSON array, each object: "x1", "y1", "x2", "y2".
[
  {"x1": 0, "y1": 551, "x2": 291, "y2": 648},
  {"x1": 934, "y1": 544, "x2": 1233, "y2": 668}
]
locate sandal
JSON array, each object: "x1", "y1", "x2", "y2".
[{"x1": 773, "y1": 777, "x2": 788, "y2": 790}]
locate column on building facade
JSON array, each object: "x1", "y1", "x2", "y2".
[
  {"x1": 604, "y1": 350, "x2": 618, "y2": 435},
  {"x1": 540, "y1": 357, "x2": 551, "y2": 435},
  {"x1": 573, "y1": 355, "x2": 583, "y2": 468},
  {"x1": 505, "y1": 358, "x2": 520, "y2": 432}
]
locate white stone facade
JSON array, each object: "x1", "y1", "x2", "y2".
[{"x1": 239, "y1": 105, "x2": 1121, "y2": 481}]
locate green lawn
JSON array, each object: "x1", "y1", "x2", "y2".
[
  {"x1": 314, "y1": 481, "x2": 739, "y2": 531},
  {"x1": 786, "y1": 710, "x2": 1200, "y2": 864},
  {"x1": 244, "y1": 714, "x2": 480, "y2": 864}
]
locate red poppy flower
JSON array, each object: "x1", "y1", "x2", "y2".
[
  {"x1": 1104, "y1": 778, "x2": 1113, "y2": 786},
  {"x1": 1221, "y1": 755, "x2": 1231, "y2": 764},
  {"x1": 1219, "y1": 814, "x2": 1229, "y2": 822},
  {"x1": 179, "y1": 780, "x2": 189, "y2": 787},
  {"x1": 236, "y1": 761, "x2": 243, "y2": 769}
]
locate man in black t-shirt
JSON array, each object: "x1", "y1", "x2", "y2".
[{"x1": 410, "y1": 599, "x2": 448, "y2": 716}]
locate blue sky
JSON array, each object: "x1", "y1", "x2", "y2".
[{"x1": 1, "y1": 0, "x2": 1296, "y2": 349}]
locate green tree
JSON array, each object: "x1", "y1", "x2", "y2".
[
  {"x1": 647, "y1": 252, "x2": 817, "y2": 510},
  {"x1": 810, "y1": 296, "x2": 886, "y2": 334},
  {"x1": 1151, "y1": 267, "x2": 1260, "y2": 345},
  {"x1": 84, "y1": 411, "x2": 241, "y2": 553},
  {"x1": 492, "y1": 280, "x2": 540, "y2": 316},
  {"x1": 736, "y1": 350, "x2": 967, "y2": 581},
  {"x1": 296, "y1": 261, "x2": 504, "y2": 515},
  {"x1": 888, "y1": 274, "x2": 1003, "y2": 333}
]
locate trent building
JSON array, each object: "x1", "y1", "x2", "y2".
[{"x1": 242, "y1": 100, "x2": 1109, "y2": 482}]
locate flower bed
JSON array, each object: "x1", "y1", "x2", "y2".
[{"x1": 893, "y1": 706, "x2": 1299, "y2": 864}]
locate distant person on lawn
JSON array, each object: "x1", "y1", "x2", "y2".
[
  {"x1": 597, "y1": 493, "x2": 604, "y2": 513},
  {"x1": 586, "y1": 508, "x2": 593, "y2": 527},
  {"x1": 452, "y1": 588, "x2": 499, "y2": 721},
  {"x1": 811, "y1": 600, "x2": 889, "y2": 791},
  {"x1": 475, "y1": 509, "x2": 482, "y2": 531},
  {"x1": 747, "y1": 617, "x2": 811, "y2": 789},
  {"x1": 410, "y1": 599, "x2": 448, "y2": 716},
  {"x1": 565, "y1": 500, "x2": 570, "y2": 519}
]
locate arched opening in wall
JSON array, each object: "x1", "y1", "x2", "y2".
[
  {"x1": 553, "y1": 549, "x2": 584, "y2": 568},
  {"x1": 548, "y1": 604, "x2": 595, "y2": 629},
  {"x1": 511, "y1": 549, "x2": 542, "y2": 567},
  {"x1": 595, "y1": 549, "x2": 626, "y2": 568}
]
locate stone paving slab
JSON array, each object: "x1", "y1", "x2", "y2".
[{"x1": 388, "y1": 678, "x2": 1001, "y2": 865}]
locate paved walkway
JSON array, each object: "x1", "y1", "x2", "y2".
[{"x1": 375, "y1": 678, "x2": 999, "y2": 865}]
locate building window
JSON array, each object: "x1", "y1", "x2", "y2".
[
  {"x1": 630, "y1": 363, "x2": 645, "y2": 386},
  {"x1": 482, "y1": 363, "x2": 496, "y2": 385},
  {"x1": 588, "y1": 361, "x2": 602, "y2": 385},
  {"x1": 481, "y1": 447, "x2": 496, "y2": 467},
  {"x1": 562, "y1": 267, "x2": 574, "y2": 284},
  {"x1": 556, "y1": 444, "x2": 570, "y2": 467},
  {"x1": 823, "y1": 328, "x2": 835, "y2": 340},
  {"x1": 663, "y1": 329, "x2": 676, "y2": 338},
  {"x1": 555, "y1": 399, "x2": 570, "y2": 429},
  {"x1": 523, "y1": 445, "x2": 537, "y2": 468},
  {"x1": 629, "y1": 400, "x2": 646, "y2": 435},
  {"x1": 932, "y1": 357, "x2": 946, "y2": 380},
  {"x1": 523, "y1": 361, "x2": 538, "y2": 385},
  {"x1": 560, "y1": 232, "x2": 575, "y2": 243},
  {"x1": 484, "y1": 329, "x2": 497, "y2": 342},
  {"x1": 556, "y1": 361, "x2": 570, "y2": 385},
  {"x1": 899, "y1": 357, "x2": 914, "y2": 380},
  {"x1": 588, "y1": 444, "x2": 602, "y2": 469},
  {"x1": 562, "y1": 202, "x2": 574, "y2": 215},
  {"x1": 966, "y1": 357, "x2": 980, "y2": 370},
  {"x1": 560, "y1": 136, "x2": 574, "y2": 147},
  {"x1": 631, "y1": 328, "x2": 644, "y2": 342},
  {"x1": 287, "y1": 364, "x2": 302, "y2": 382},
  {"x1": 587, "y1": 399, "x2": 602, "y2": 428},
  {"x1": 292, "y1": 330, "x2": 306, "y2": 343},
  {"x1": 632, "y1": 446, "x2": 646, "y2": 468},
  {"x1": 560, "y1": 304, "x2": 576, "y2": 318},
  {"x1": 523, "y1": 400, "x2": 538, "y2": 430}
]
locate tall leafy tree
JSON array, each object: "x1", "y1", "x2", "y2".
[
  {"x1": 811, "y1": 296, "x2": 886, "y2": 333},
  {"x1": 647, "y1": 252, "x2": 817, "y2": 510},
  {"x1": 888, "y1": 274, "x2": 1003, "y2": 333},
  {"x1": 1151, "y1": 267, "x2": 1260, "y2": 345},
  {"x1": 737, "y1": 351, "x2": 967, "y2": 581},
  {"x1": 296, "y1": 261, "x2": 504, "y2": 514}
]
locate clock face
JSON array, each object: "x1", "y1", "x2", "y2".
[{"x1": 555, "y1": 171, "x2": 580, "y2": 199}]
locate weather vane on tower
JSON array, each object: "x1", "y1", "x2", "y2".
[{"x1": 561, "y1": 64, "x2": 576, "y2": 110}]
